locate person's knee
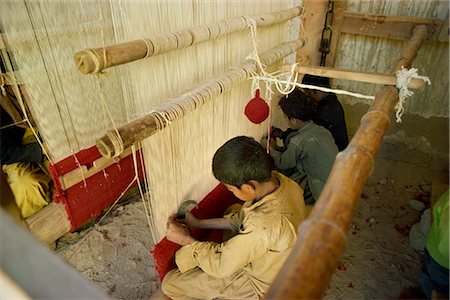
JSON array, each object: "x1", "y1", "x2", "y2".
[{"x1": 161, "y1": 269, "x2": 181, "y2": 299}]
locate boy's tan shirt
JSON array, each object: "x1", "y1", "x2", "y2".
[{"x1": 173, "y1": 172, "x2": 305, "y2": 297}]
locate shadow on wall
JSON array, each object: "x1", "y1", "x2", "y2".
[{"x1": 343, "y1": 102, "x2": 449, "y2": 172}]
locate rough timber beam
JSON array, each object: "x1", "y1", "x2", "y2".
[
  {"x1": 340, "y1": 11, "x2": 448, "y2": 42},
  {"x1": 282, "y1": 64, "x2": 426, "y2": 89},
  {"x1": 266, "y1": 25, "x2": 429, "y2": 299}
]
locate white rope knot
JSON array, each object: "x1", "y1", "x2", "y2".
[{"x1": 395, "y1": 67, "x2": 431, "y2": 123}]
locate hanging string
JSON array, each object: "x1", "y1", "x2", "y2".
[
  {"x1": 64, "y1": 174, "x2": 138, "y2": 260},
  {"x1": 131, "y1": 144, "x2": 156, "y2": 244},
  {"x1": 0, "y1": 119, "x2": 28, "y2": 130},
  {"x1": 251, "y1": 76, "x2": 377, "y2": 100},
  {"x1": 93, "y1": 2, "x2": 156, "y2": 243},
  {"x1": 244, "y1": 17, "x2": 299, "y2": 100},
  {"x1": 395, "y1": 66, "x2": 431, "y2": 123}
]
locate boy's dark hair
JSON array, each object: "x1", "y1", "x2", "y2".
[
  {"x1": 212, "y1": 136, "x2": 272, "y2": 187},
  {"x1": 302, "y1": 74, "x2": 330, "y2": 88},
  {"x1": 279, "y1": 89, "x2": 317, "y2": 121}
]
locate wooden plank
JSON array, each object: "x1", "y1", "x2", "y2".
[
  {"x1": 340, "y1": 11, "x2": 446, "y2": 42},
  {"x1": 283, "y1": 64, "x2": 425, "y2": 89},
  {"x1": 296, "y1": 0, "x2": 328, "y2": 66},
  {"x1": 326, "y1": 0, "x2": 346, "y2": 67},
  {"x1": 59, "y1": 147, "x2": 132, "y2": 190},
  {"x1": 25, "y1": 202, "x2": 72, "y2": 244}
]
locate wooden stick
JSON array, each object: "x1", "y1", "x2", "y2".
[
  {"x1": 25, "y1": 202, "x2": 72, "y2": 245},
  {"x1": 296, "y1": 0, "x2": 327, "y2": 66},
  {"x1": 96, "y1": 38, "x2": 306, "y2": 158},
  {"x1": 282, "y1": 65, "x2": 425, "y2": 89},
  {"x1": 265, "y1": 25, "x2": 428, "y2": 299},
  {"x1": 340, "y1": 11, "x2": 445, "y2": 42},
  {"x1": 74, "y1": 6, "x2": 303, "y2": 74},
  {"x1": 58, "y1": 147, "x2": 132, "y2": 190},
  {"x1": 326, "y1": 0, "x2": 346, "y2": 67}
]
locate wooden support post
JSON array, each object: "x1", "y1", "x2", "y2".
[
  {"x1": 297, "y1": 0, "x2": 328, "y2": 66},
  {"x1": 74, "y1": 6, "x2": 303, "y2": 74},
  {"x1": 326, "y1": 0, "x2": 346, "y2": 67},
  {"x1": 265, "y1": 25, "x2": 429, "y2": 299},
  {"x1": 25, "y1": 202, "x2": 72, "y2": 245},
  {"x1": 96, "y1": 38, "x2": 306, "y2": 158},
  {"x1": 283, "y1": 65, "x2": 425, "y2": 88}
]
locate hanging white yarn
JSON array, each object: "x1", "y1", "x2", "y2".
[
  {"x1": 395, "y1": 67, "x2": 431, "y2": 123},
  {"x1": 244, "y1": 17, "x2": 299, "y2": 100},
  {"x1": 244, "y1": 16, "x2": 377, "y2": 105}
]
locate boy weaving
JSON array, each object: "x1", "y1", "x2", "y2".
[
  {"x1": 269, "y1": 90, "x2": 338, "y2": 205},
  {"x1": 161, "y1": 136, "x2": 306, "y2": 299}
]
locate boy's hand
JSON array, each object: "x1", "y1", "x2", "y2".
[
  {"x1": 271, "y1": 126, "x2": 284, "y2": 139},
  {"x1": 166, "y1": 216, "x2": 196, "y2": 246},
  {"x1": 180, "y1": 211, "x2": 201, "y2": 228}
]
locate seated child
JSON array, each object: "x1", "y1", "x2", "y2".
[
  {"x1": 269, "y1": 90, "x2": 338, "y2": 205},
  {"x1": 161, "y1": 136, "x2": 306, "y2": 299},
  {"x1": 419, "y1": 189, "x2": 449, "y2": 299},
  {"x1": 302, "y1": 75, "x2": 349, "y2": 151}
]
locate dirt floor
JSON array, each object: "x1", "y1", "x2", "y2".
[{"x1": 57, "y1": 156, "x2": 448, "y2": 300}]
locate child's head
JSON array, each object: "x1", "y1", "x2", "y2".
[
  {"x1": 279, "y1": 89, "x2": 317, "y2": 122},
  {"x1": 212, "y1": 136, "x2": 272, "y2": 200}
]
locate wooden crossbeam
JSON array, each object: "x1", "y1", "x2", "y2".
[
  {"x1": 58, "y1": 148, "x2": 131, "y2": 190},
  {"x1": 282, "y1": 64, "x2": 426, "y2": 89},
  {"x1": 340, "y1": 11, "x2": 448, "y2": 42}
]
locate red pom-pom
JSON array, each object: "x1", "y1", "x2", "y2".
[{"x1": 244, "y1": 89, "x2": 269, "y2": 124}]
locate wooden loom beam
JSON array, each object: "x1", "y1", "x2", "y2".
[
  {"x1": 282, "y1": 65, "x2": 426, "y2": 88},
  {"x1": 25, "y1": 202, "x2": 71, "y2": 244},
  {"x1": 340, "y1": 11, "x2": 448, "y2": 42},
  {"x1": 96, "y1": 38, "x2": 306, "y2": 158},
  {"x1": 265, "y1": 24, "x2": 429, "y2": 299},
  {"x1": 74, "y1": 6, "x2": 303, "y2": 74}
]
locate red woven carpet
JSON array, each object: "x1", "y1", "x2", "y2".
[{"x1": 150, "y1": 183, "x2": 242, "y2": 281}]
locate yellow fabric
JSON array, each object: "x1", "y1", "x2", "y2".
[
  {"x1": 2, "y1": 162, "x2": 50, "y2": 218},
  {"x1": 22, "y1": 128, "x2": 37, "y2": 145},
  {"x1": 162, "y1": 172, "x2": 306, "y2": 299}
]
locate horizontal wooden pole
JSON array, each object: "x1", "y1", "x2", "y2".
[
  {"x1": 340, "y1": 11, "x2": 447, "y2": 42},
  {"x1": 74, "y1": 6, "x2": 303, "y2": 74},
  {"x1": 58, "y1": 147, "x2": 133, "y2": 190},
  {"x1": 266, "y1": 25, "x2": 428, "y2": 299},
  {"x1": 282, "y1": 65, "x2": 425, "y2": 89},
  {"x1": 25, "y1": 202, "x2": 72, "y2": 244},
  {"x1": 96, "y1": 38, "x2": 306, "y2": 158}
]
